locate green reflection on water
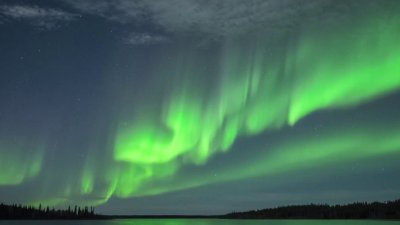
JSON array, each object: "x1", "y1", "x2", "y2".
[
  {"x1": 0, "y1": 219, "x2": 398, "y2": 225},
  {"x1": 111, "y1": 220, "x2": 400, "y2": 225}
]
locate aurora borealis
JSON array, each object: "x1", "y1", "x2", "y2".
[{"x1": 1, "y1": 0, "x2": 400, "y2": 215}]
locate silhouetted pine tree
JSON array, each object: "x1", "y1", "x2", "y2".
[
  {"x1": 0, "y1": 203, "x2": 102, "y2": 219},
  {"x1": 226, "y1": 199, "x2": 400, "y2": 219}
]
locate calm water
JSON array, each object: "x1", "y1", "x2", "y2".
[{"x1": 0, "y1": 220, "x2": 398, "y2": 225}]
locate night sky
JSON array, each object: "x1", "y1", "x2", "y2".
[{"x1": 1, "y1": 0, "x2": 400, "y2": 215}]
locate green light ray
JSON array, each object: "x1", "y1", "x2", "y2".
[{"x1": 0, "y1": 139, "x2": 44, "y2": 185}]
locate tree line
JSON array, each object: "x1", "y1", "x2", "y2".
[
  {"x1": 225, "y1": 199, "x2": 400, "y2": 219},
  {"x1": 0, "y1": 203, "x2": 103, "y2": 219}
]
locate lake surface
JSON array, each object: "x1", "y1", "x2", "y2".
[{"x1": 0, "y1": 219, "x2": 398, "y2": 225}]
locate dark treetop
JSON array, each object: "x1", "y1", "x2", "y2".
[{"x1": 225, "y1": 199, "x2": 400, "y2": 219}]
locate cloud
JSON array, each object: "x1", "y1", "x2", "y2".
[
  {"x1": 0, "y1": 5, "x2": 78, "y2": 29},
  {"x1": 144, "y1": 0, "x2": 332, "y2": 36},
  {"x1": 64, "y1": 0, "x2": 148, "y2": 23},
  {"x1": 64, "y1": 0, "x2": 334, "y2": 37},
  {"x1": 124, "y1": 32, "x2": 170, "y2": 45}
]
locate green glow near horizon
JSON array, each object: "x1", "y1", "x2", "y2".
[
  {"x1": 0, "y1": 139, "x2": 43, "y2": 185},
  {"x1": 245, "y1": 125, "x2": 400, "y2": 179},
  {"x1": 128, "y1": 123, "x2": 400, "y2": 197}
]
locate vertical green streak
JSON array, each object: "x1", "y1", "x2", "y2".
[{"x1": 0, "y1": 139, "x2": 44, "y2": 185}]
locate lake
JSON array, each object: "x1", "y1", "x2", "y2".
[{"x1": 0, "y1": 220, "x2": 398, "y2": 225}]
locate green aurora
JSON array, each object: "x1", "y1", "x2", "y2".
[
  {"x1": 1, "y1": 5, "x2": 400, "y2": 209},
  {"x1": 108, "y1": 13, "x2": 400, "y2": 199},
  {"x1": 0, "y1": 139, "x2": 43, "y2": 186}
]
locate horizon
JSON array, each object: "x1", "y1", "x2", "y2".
[
  {"x1": 0, "y1": 0, "x2": 400, "y2": 215},
  {"x1": 2, "y1": 198, "x2": 400, "y2": 217}
]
